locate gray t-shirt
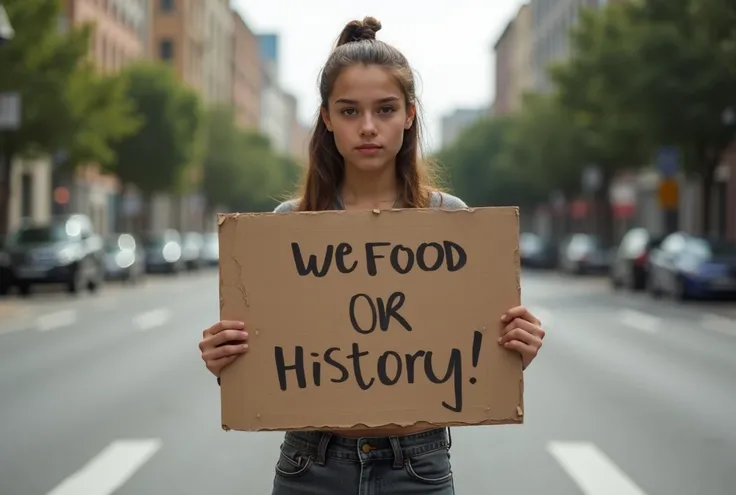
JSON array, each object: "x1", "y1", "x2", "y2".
[{"x1": 273, "y1": 191, "x2": 468, "y2": 213}]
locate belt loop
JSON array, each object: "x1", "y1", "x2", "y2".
[
  {"x1": 447, "y1": 427, "x2": 452, "y2": 449},
  {"x1": 314, "y1": 432, "x2": 332, "y2": 466},
  {"x1": 389, "y1": 436, "x2": 404, "y2": 469}
]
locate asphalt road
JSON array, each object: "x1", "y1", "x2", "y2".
[{"x1": 0, "y1": 268, "x2": 734, "y2": 495}]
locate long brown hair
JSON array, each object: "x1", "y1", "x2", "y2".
[{"x1": 295, "y1": 17, "x2": 441, "y2": 211}]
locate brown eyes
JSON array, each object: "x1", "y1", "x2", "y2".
[{"x1": 340, "y1": 107, "x2": 396, "y2": 116}]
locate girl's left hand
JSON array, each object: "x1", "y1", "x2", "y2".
[{"x1": 498, "y1": 306, "x2": 545, "y2": 370}]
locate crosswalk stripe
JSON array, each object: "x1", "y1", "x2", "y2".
[
  {"x1": 46, "y1": 439, "x2": 162, "y2": 495},
  {"x1": 547, "y1": 441, "x2": 648, "y2": 495},
  {"x1": 133, "y1": 308, "x2": 171, "y2": 330},
  {"x1": 36, "y1": 310, "x2": 77, "y2": 332}
]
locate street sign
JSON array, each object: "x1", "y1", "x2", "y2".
[
  {"x1": 656, "y1": 146, "x2": 679, "y2": 177},
  {"x1": 0, "y1": 92, "x2": 21, "y2": 130},
  {"x1": 658, "y1": 178, "x2": 679, "y2": 210}
]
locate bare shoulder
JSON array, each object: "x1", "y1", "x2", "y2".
[
  {"x1": 273, "y1": 199, "x2": 300, "y2": 213},
  {"x1": 430, "y1": 191, "x2": 468, "y2": 210}
]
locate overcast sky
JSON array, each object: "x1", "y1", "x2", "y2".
[{"x1": 232, "y1": 0, "x2": 523, "y2": 151}]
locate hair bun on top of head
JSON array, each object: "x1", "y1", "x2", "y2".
[{"x1": 336, "y1": 16, "x2": 382, "y2": 46}]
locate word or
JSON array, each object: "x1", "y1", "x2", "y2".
[
  {"x1": 349, "y1": 291, "x2": 411, "y2": 334},
  {"x1": 273, "y1": 331, "x2": 484, "y2": 413},
  {"x1": 291, "y1": 241, "x2": 467, "y2": 278}
]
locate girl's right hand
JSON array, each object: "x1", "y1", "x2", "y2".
[{"x1": 199, "y1": 320, "x2": 249, "y2": 378}]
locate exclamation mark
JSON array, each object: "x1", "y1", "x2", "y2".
[{"x1": 469, "y1": 330, "x2": 483, "y2": 385}]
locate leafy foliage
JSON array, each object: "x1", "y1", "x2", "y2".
[
  {"x1": 201, "y1": 105, "x2": 303, "y2": 213},
  {"x1": 0, "y1": 0, "x2": 138, "y2": 233},
  {"x1": 110, "y1": 62, "x2": 203, "y2": 195}
]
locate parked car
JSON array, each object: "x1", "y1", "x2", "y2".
[
  {"x1": 1, "y1": 214, "x2": 105, "y2": 296},
  {"x1": 648, "y1": 232, "x2": 736, "y2": 299},
  {"x1": 200, "y1": 232, "x2": 219, "y2": 267},
  {"x1": 103, "y1": 233, "x2": 146, "y2": 283},
  {"x1": 558, "y1": 234, "x2": 611, "y2": 274},
  {"x1": 143, "y1": 229, "x2": 184, "y2": 274},
  {"x1": 519, "y1": 232, "x2": 557, "y2": 269},
  {"x1": 181, "y1": 231, "x2": 204, "y2": 270},
  {"x1": 609, "y1": 228, "x2": 663, "y2": 291}
]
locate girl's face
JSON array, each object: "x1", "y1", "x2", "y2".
[{"x1": 322, "y1": 64, "x2": 415, "y2": 174}]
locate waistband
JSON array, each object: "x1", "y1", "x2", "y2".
[{"x1": 283, "y1": 428, "x2": 452, "y2": 468}]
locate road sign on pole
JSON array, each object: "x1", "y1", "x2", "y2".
[
  {"x1": 656, "y1": 146, "x2": 679, "y2": 177},
  {"x1": 658, "y1": 178, "x2": 679, "y2": 210}
]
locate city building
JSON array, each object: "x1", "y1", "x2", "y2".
[
  {"x1": 440, "y1": 107, "x2": 486, "y2": 148},
  {"x1": 530, "y1": 0, "x2": 606, "y2": 93},
  {"x1": 492, "y1": 3, "x2": 533, "y2": 115},
  {"x1": 231, "y1": 11, "x2": 261, "y2": 129},
  {"x1": 492, "y1": 18, "x2": 514, "y2": 116},
  {"x1": 152, "y1": 0, "x2": 206, "y2": 92},
  {"x1": 203, "y1": 0, "x2": 233, "y2": 104},
  {"x1": 52, "y1": 0, "x2": 150, "y2": 235},
  {"x1": 257, "y1": 33, "x2": 291, "y2": 154}
]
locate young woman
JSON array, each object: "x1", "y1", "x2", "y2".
[{"x1": 198, "y1": 16, "x2": 546, "y2": 495}]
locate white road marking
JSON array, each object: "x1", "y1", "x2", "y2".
[
  {"x1": 618, "y1": 309, "x2": 660, "y2": 334},
  {"x1": 547, "y1": 441, "x2": 648, "y2": 495},
  {"x1": 36, "y1": 310, "x2": 78, "y2": 332},
  {"x1": 700, "y1": 314, "x2": 736, "y2": 337},
  {"x1": 46, "y1": 439, "x2": 161, "y2": 495},
  {"x1": 133, "y1": 308, "x2": 171, "y2": 330}
]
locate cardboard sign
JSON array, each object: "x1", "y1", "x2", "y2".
[{"x1": 217, "y1": 206, "x2": 524, "y2": 432}]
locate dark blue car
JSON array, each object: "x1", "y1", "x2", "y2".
[{"x1": 648, "y1": 231, "x2": 736, "y2": 299}]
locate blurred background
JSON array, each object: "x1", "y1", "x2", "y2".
[{"x1": 0, "y1": 0, "x2": 734, "y2": 494}]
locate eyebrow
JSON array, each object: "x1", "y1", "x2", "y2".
[{"x1": 334, "y1": 96, "x2": 401, "y2": 105}]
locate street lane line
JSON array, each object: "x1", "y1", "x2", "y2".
[
  {"x1": 133, "y1": 308, "x2": 171, "y2": 330},
  {"x1": 547, "y1": 441, "x2": 648, "y2": 495},
  {"x1": 618, "y1": 309, "x2": 660, "y2": 334},
  {"x1": 700, "y1": 314, "x2": 736, "y2": 337},
  {"x1": 46, "y1": 439, "x2": 161, "y2": 495},
  {"x1": 36, "y1": 309, "x2": 77, "y2": 332}
]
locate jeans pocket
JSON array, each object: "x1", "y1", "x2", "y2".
[
  {"x1": 274, "y1": 442, "x2": 314, "y2": 479},
  {"x1": 404, "y1": 448, "x2": 454, "y2": 485}
]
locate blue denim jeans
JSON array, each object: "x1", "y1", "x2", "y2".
[{"x1": 271, "y1": 427, "x2": 455, "y2": 494}]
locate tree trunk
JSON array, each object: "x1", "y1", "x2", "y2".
[
  {"x1": 595, "y1": 171, "x2": 614, "y2": 247},
  {"x1": 0, "y1": 146, "x2": 16, "y2": 237},
  {"x1": 699, "y1": 146, "x2": 720, "y2": 237}
]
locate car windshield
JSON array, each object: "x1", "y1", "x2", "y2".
[
  {"x1": 688, "y1": 238, "x2": 736, "y2": 258},
  {"x1": 9, "y1": 225, "x2": 69, "y2": 244}
]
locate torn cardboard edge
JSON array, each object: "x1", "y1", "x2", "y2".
[
  {"x1": 221, "y1": 413, "x2": 524, "y2": 433},
  {"x1": 216, "y1": 206, "x2": 520, "y2": 225},
  {"x1": 221, "y1": 374, "x2": 526, "y2": 432}
]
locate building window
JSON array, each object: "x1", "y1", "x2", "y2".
[
  {"x1": 159, "y1": 39, "x2": 174, "y2": 61},
  {"x1": 161, "y1": 0, "x2": 174, "y2": 11}
]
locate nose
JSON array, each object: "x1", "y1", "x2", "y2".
[{"x1": 359, "y1": 114, "x2": 377, "y2": 137}]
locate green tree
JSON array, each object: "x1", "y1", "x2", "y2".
[
  {"x1": 201, "y1": 106, "x2": 248, "y2": 210},
  {"x1": 201, "y1": 106, "x2": 302, "y2": 213},
  {"x1": 552, "y1": 0, "x2": 736, "y2": 233},
  {"x1": 436, "y1": 116, "x2": 548, "y2": 209},
  {"x1": 111, "y1": 62, "x2": 203, "y2": 196},
  {"x1": 501, "y1": 92, "x2": 591, "y2": 199},
  {"x1": 0, "y1": 0, "x2": 138, "y2": 234}
]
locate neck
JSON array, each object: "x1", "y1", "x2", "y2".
[{"x1": 340, "y1": 162, "x2": 399, "y2": 208}]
